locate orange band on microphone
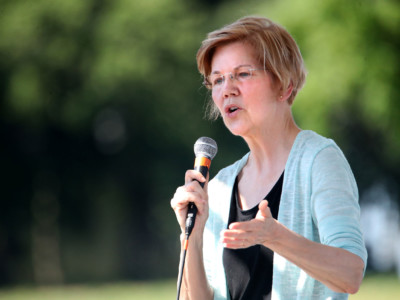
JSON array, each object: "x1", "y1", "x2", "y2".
[
  {"x1": 194, "y1": 157, "x2": 211, "y2": 169},
  {"x1": 184, "y1": 239, "x2": 189, "y2": 250}
]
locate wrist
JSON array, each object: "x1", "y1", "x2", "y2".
[
  {"x1": 263, "y1": 219, "x2": 282, "y2": 247},
  {"x1": 181, "y1": 231, "x2": 203, "y2": 251}
]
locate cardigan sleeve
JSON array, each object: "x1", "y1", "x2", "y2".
[{"x1": 310, "y1": 145, "x2": 368, "y2": 268}]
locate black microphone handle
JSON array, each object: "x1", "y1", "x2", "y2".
[
  {"x1": 185, "y1": 164, "x2": 209, "y2": 237},
  {"x1": 194, "y1": 164, "x2": 209, "y2": 188}
]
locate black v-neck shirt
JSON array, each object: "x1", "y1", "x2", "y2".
[{"x1": 222, "y1": 172, "x2": 284, "y2": 300}]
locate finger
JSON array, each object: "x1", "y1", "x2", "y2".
[
  {"x1": 220, "y1": 233, "x2": 249, "y2": 249},
  {"x1": 171, "y1": 187, "x2": 204, "y2": 209},
  {"x1": 257, "y1": 200, "x2": 272, "y2": 218},
  {"x1": 228, "y1": 221, "x2": 255, "y2": 231},
  {"x1": 173, "y1": 187, "x2": 210, "y2": 218},
  {"x1": 223, "y1": 241, "x2": 248, "y2": 249},
  {"x1": 184, "y1": 169, "x2": 207, "y2": 185},
  {"x1": 178, "y1": 183, "x2": 206, "y2": 197},
  {"x1": 202, "y1": 172, "x2": 210, "y2": 191},
  {"x1": 220, "y1": 229, "x2": 253, "y2": 248},
  {"x1": 222, "y1": 228, "x2": 247, "y2": 237},
  {"x1": 222, "y1": 228, "x2": 264, "y2": 249}
]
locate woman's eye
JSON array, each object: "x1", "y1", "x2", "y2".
[
  {"x1": 237, "y1": 71, "x2": 251, "y2": 79},
  {"x1": 213, "y1": 76, "x2": 224, "y2": 85}
]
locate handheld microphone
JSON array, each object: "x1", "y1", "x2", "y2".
[
  {"x1": 177, "y1": 137, "x2": 217, "y2": 300},
  {"x1": 185, "y1": 137, "x2": 218, "y2": 237}
]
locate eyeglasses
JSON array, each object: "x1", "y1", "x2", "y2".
[{"x1": 204, "y1": 67, "x2": 265, "y2": 90}]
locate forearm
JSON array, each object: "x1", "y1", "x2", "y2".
[
  {"x1": 267, "y1": 222, "x2": 365, "y2": 294},
  {"x1": 179, "y1": 234, "x2": 213, "y2": 300}
]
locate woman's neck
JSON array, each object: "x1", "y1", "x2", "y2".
[{"x1": 242, "y1": 115, "x2": 300, "y2": 176}]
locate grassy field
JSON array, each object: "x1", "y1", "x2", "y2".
[
  {"x1": 350, "y1": 273, "x2": 400, "y2": 300},
  {"x1": 0, "y1": 273, "x2": 398, "y2": 300},
  {"x1": 0, "y1": 280, "x2": 177, "y2": 300}
]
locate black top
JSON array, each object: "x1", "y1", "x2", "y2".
[{"x1": 223, "y1": 172, "x2": 284, "y2": 300}]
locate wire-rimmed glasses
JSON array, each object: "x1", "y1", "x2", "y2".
[{"x1": 203, "y1": 67, "x2": 265, "y2": 90}]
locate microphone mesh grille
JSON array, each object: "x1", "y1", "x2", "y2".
[{"x1": 194, "y1": 137, "x2": 218, "y2": 159}]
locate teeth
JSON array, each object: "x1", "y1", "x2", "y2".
[{"x1": 229, "y1": 107, "x2": 238, "y2": 112}]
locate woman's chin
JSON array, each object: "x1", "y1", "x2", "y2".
[{"x1": 223, "y1": 121, "x2": 249, "y2": 137}]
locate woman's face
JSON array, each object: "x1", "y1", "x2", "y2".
[{"x1": 210, "y1": 41, "x2": 281, "y2": 138}]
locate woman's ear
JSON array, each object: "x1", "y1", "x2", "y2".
[{"x1": 278, "y1": 82, "x2": 294, "y2": 102}]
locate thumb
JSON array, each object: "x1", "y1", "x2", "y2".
[{"x1": 257, "y1": 200, "x2": 271, "y2": 218}]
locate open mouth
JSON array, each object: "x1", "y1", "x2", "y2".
[
  {"x1": 227, "y1": 106, "x2": 239, "y2": 113},
  {"x1": 229, "y1": 107, "x2": 238, "y2": 112}
]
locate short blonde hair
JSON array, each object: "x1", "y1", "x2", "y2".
[{"x1": 197, "y1": 16, "x2": 306, "y2": 119}]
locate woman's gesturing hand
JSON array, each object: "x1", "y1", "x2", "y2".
[
  {"x1": 170, "y1": 170, "x2": 210, "y2": 236},
  {"x1": 220, "y1": 200, "x2": 278, "y2": 249}
]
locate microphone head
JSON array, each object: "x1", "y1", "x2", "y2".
[{"x1": 194, "y1": 137, "x2": 218, "y2": 160}]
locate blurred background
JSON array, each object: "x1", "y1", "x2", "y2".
[{"x1": 0, "y1": 0, "x2": 399, "y2": 298}]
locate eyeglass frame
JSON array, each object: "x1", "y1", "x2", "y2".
[{"x1": 203, "y1": 67, "x2": 266, "y2": 90}]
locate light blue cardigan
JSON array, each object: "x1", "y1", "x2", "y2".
[{"x1": 203, "y1": 130, "x2": 367, "y2": 300}]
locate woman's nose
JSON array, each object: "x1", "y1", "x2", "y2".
[{"x1": 222, "y1": 78, "x2": 239, "y2": 98}]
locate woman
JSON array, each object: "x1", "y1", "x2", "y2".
[{"x1": 171, "y1": 16, "x2": 367, "y2": 300}]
